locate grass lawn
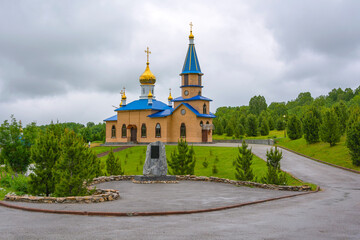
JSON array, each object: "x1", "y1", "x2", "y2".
[
  {"x1": 276, "y1": 136, "x2": 360, "y2": 172},
  {"x1": 97, "y1": 145, "x2": 308, "y2": 187},
  {"x1": 213, "y1": 130, "x2": 286, "y2": 140}
]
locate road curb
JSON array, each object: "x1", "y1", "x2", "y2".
[
  {"x1": 0, "y1": 187, "x2": 319, "y2": 217},
  {"x1": 276, "y1": 146, "x2": 360, "y2": 175}
]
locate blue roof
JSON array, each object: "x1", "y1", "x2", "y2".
[
  {"x1": 172, "y1": 95, "x2": 212, "y2": 102},
  {"x1": 104, "y1": 115, "x2": 117, "y2": 121},
  {"x1": 115, "y1": 99, "x2": 171, "y2": 111},
  {"x1": 181, "y1": 43, "x2": 202, "y2": 75},
  {"x1": 148, "y1": 102, "x2": 215, "y2": 118}
]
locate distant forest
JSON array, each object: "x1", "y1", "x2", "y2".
[{"x1": 213, "y1": 86, "x2": 360, "y2": 138}]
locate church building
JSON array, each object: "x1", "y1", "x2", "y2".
[{"x1": 104, "y1": 25, "x2": 215, "y2": 144}]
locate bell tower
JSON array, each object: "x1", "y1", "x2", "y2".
[{"x1": 180, "y1": 22, "x2": 203, "y2": 99}]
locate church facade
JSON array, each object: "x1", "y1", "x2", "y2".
[{"x1": 104, "y1": 27, "x2": 215, "y2": 144}]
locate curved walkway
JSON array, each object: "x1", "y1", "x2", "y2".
[{"x1": 1, "y1": 143, "x2": 359, "y2": 239}]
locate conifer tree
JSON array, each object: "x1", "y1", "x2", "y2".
[
  {"x1": 346, "y1": 109, "x2": 360, "y2": 166},
  {"x1": 235, "y1": 141, "x2": 254, "y2": 181},
  {"x1": 28, "y1": 124, "x2": 62, "y2": 196},
  {"x1": 320, "y1": 108, "x2": 341, "y2": 146},
  {"x1": 333, "y1": 101, "x2": 348, "y2": 135},
  {"x1": 262, "y1": 147, "x2": 287, "y2": 185},
  {"x1": 54, "y1": 130, "x2": 100, "y2": 197},
  {"x1": 303, "y1": 111, "x2": 320, "y2": 144},
  {"x1": 287, "y1": 115, "x2": 303, "y2": 140},
  {"x1": 260, "y1": 119, "x2": 270, "y2": 136},
  {"x1": 106, "y1": 149, "x2": 124, "y2": 175},
  {"x1": 246, "y1": 114, "x2": 258, "y2": 136},
  {"x1": 168, "y1": 139, "x2": 196, "y2": 175}
]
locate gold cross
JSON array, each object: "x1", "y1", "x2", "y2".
[
  {"x1": 189, "y1": 22, "x2": 193, "y2": 32},
  {"x1": 145, "y1": 47, "x2": 151, "y2": 63}
]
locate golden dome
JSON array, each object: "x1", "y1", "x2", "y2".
[
  {"x1": 189, "y1": 31, "x2": 194, "y2": 39},
  {"x1": 121, "y1": 91, "x2": 126, "y2": 100},
  {"x1": 168, "y1": 92, "x2": 173, "y2": 101},
  {"x1": 148, "y1": 90, "x2": 153, "y2": 98},
  {"x1": 139, "y1": 62, "x2": 156, "y2": 85}
]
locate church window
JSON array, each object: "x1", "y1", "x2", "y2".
[
  {"x1": 203, "y1": 104, "x2": 207, "y2": 114},
  {"x1": 141, "y1": 124, "x2": 147, "y2": 138},
  {"x1": 122, "y1": 124, "x2": 127, "y2": 138},
  {"x1": 184, "y1": 75, "x2": 189, "y2": 86},
  {"x1": 200, "y1": 121, "x2": 203, "y2": 127},
  {"x1": 155, "y1": 123, "x2": 161, "y2": 138},
  {"x1": 181, "y1": 109, "x2": 186, "y2": 115},
  {"x1": 184, "y1": 90, "x2": 189, "y2": 96},
  {"x1": 111, "y1": 125, "x2": 116, "y2": 138},
  {"x1": 198, "y1": 91, "x2": 201, "y2": 96},
  {"x1": 198, "y1": 75, "x2": 201, "y2": 85},
  {"x1": 206, "y1": 121, "x2": 209, "y2": 124},
  {"x1": 180, "y1": 123, "x2": 186, "y2": 138}
]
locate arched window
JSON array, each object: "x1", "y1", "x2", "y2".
[
  {"x1": 111, "y1": 125, "x2": 116, "y2": 138},
  {"x1": 180, "y1": 123, "x2": 186, "y2": 138},
  {"x1": 206, "y1": 121, "x2": 209, "y2": 125},
  {"x1": 122, "y1": 124, "x2": 127, "y2": 138},
  {"x1": 203, "y1": 104, "x2": 207, "y2": 114},
  {"x1": 141, "y1": 123, "x2": 147, "y2": 138},
  {"x1": 200, "y1": 121, "x2": 203, "y2": 127},
  {"x1": 155, "y1": 123, "x2": 161, "y2": 138}
]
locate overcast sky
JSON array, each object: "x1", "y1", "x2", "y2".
[{"x1": 1, "y1": 0, "x2": 359, "y2": 125}]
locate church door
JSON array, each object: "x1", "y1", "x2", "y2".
[
  {"x1": 131, "y1": 128, "x2": 137, "y2": 142},
  {"x1": 202, "y1": 130, "x2": 208, "y2": 143}
]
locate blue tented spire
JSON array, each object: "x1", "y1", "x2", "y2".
[{"x1": 181, "y1": 38, "x2": 202, "y2": 75}]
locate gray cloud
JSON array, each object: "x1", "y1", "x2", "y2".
[{"x1": 0, "y1": 0, "x2": 359, "y2": 124}]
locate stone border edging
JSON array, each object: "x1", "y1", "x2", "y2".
[
  {"x1": 91, "y1": 175, "x2": 312, "y2": 191},
  {"x1": 276, "y1": 145, "x2": 360, "y2": 175},
  {"x1": 4, "y1": 188, "x2": 120, "y2": 204},
  {"x1": 0, "y1": 186, "x2": 320, "y2": 217}
]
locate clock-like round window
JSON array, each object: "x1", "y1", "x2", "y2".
[
  {"x1": 184, "y1": 90, "x2": 189, "y2": 96},
  {"x1": 181, "y1": 109, "x2": 186, "y2": 115}
]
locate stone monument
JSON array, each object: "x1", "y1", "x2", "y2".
[{"x1": 133, "y1": 141, "x2": 176, "y2": 183}]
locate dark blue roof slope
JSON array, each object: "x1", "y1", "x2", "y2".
[
  {"x1": 148, "y1": 103, "x2": 215, "y2": 118},
  {"x1": 172, "y1": 95, "x2": 212, "y2": 102},
  {"x1": 115, "y1": 99, "x2": 171, "y2": 111},
  {"x1": 104, "y1": 115, "x2": 117, "y2": 121},
  {"x1": 181, "y1": 44, "x2": 202, "y2": 75}
]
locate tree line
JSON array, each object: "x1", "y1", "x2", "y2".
[{"x1": 213, "y1": 86, "x2": 360, "y2": 166}]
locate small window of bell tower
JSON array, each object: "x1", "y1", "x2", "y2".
[{"x1": 184, "y1": 75, "x2": 189, "y2": 86}]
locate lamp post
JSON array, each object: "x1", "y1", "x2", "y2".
[{"x1": 283, "y1": 115, "x2": 286, "y2": 138}]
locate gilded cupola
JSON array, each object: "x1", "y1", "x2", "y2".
[{"x1": 139, "y1": 47, "x2": 156, "y2": 85}]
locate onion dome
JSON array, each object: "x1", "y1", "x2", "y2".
[
  {"x1": 168, "y1": 89, "x2": 173, "y2": 101},
  {"x1": 122, "y1": 91, "x2": 127, "y2": 100},
  {"x1": 140, "y1": 47, "x2": 156, "y2": 85},
  {"x1": 148, "y1": 89, "x2": 153, "y2": 98}
]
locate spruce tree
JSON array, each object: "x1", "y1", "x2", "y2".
[
  {"x1": 303, "y1": 111, "x2": 320, "y2": 144},
  {"x1": 168, "y1": 139, "x2": 196, "y2": 175},
  {"x1": 275, "y1": 118, "x2": 286, "y2": 131},
  {"x1": 262, "y1": 147, "x2": 287, "y2": 185},
  {"x1": 28, "y1": 124, "x2": 62, "y2": 196},
  {"x1": 235, "y1": 141, "x2": 254, "y2": 181},
  {"x1": 346, "y1": 110, "x2": 360, "y2": 166},
  {"x1": 246, "y1": 114, "x2": 258, "y2": 136},
  {"x1": 260, "y1": 119, "x2": 270, "y2": 136},
  {"x1": 320, "y1": 108, "x2": 341, "y2": 146},
  {"x1": 287, "y1": 115, "x2": 302, "y2": 140},
  {"x1": 54, "y1": 130, "x2": 100, "y2": 197},
  {"x1": 333, "y1": 101, "x2": 348, "y2": 135},
  {"x1": 106, "y1": 149, "x2": 124, "y2": 175}
]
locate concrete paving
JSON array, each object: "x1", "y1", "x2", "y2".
[{"x1": 1, "y1": 143, "x2": 360, "y2": 239}]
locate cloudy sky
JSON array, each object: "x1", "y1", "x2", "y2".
[{"x1": 1, "y1": 0, "x2": 359, "y2": 125}]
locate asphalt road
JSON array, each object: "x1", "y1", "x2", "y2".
[{"x1": 1, "y1": 143, "x2": 359, "y2": 240}]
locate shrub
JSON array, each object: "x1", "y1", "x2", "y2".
[
  {"x1": 212, "y1": 164, "x2": 218, "y2": 174},
  {"x1": 202, "y1": 158, "x2": 209, "y2": 168}
]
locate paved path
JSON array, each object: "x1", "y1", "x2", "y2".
[{"x1": 1, "y1": 144, "x2": 360, "y2": 239}]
